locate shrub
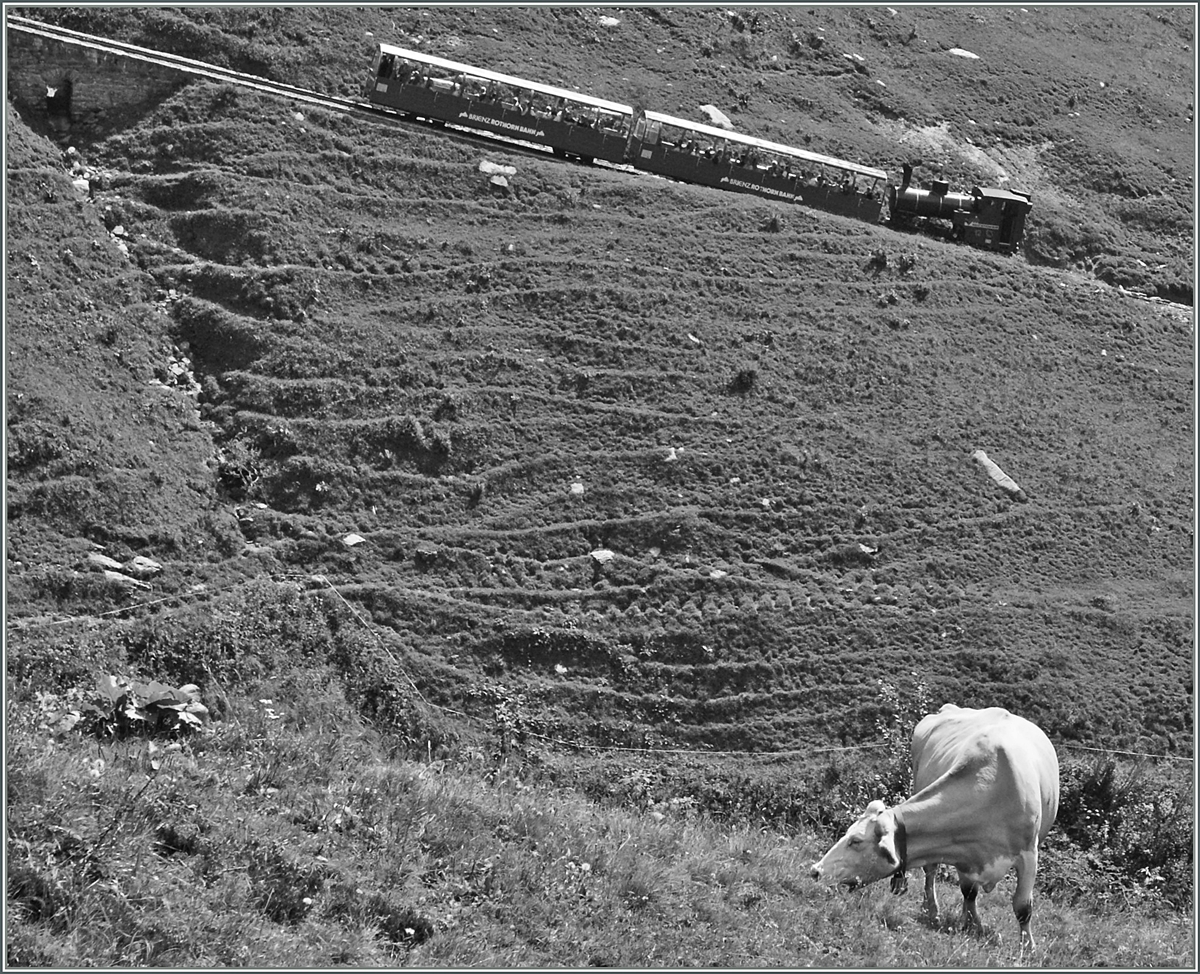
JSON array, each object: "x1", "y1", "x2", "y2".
[
  {"x1": 114, "y1": 577, "x2": 332, "y2": 688},
  {"x1": 727, "y1": 369, "x2": 758, "y2": 395},
  {"x1": 40, "y1": 673, "x2": 209, "y2": 740},
  {"x1": 7, "y1": 628, "x2": 122, "y2": 694},
  {"x1": 1046, "y1": 754, "x2": 1193, "y2": 910},
  {"x1": 326, "y1": 625, "x2": 457, "y2": 755}
]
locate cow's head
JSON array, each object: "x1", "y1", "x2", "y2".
[{"x1": 808, "y1": 799, "x2": 907, "y2": 890}]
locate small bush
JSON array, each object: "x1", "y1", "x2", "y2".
[
  {"x1": 727, "y1": 369, "x2": 758, "y2": 395},
  {"x1": 41, "y1": 673, "x2": 209, "y2": 739},
  {"x1": 1047, "y1": 754, "x2": 1193, "y2": 910}
]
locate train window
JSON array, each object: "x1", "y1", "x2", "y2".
[{"x1": 634, "y1": 116, "x2": 661, "y2": 144}]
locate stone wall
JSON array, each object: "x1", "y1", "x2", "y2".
[{"x1": 6, "y1": 27, "x2": 190, "y2": 139}]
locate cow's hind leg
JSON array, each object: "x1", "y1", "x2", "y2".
[{"x1": 1013, "y1": 847, "x2": 1039, "y2": 951}]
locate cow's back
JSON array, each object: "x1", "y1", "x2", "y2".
[{"x1": 911, "y1": 704, "x2": 1059, "y2": 840}]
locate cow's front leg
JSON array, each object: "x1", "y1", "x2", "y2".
[
  {"x1": 921, "y1": 865, "x2": 939, "y2": 923},
  {"x1": 959, "y1": 876, "x2": 983, "y2": 934}
]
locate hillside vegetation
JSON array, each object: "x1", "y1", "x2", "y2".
[{"x1": 5, "y1": 4, "x2": 1194, "y2": 968}]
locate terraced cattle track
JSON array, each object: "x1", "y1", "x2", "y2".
[{"x1": 5, "y1": 11, "x2": 1192, "y2": 759}]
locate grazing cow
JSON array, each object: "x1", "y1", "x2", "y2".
[{"x1": 809, "y1": 704, "x2": 1059, "y2": 949}]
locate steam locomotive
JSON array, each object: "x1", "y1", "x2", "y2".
[
  {"x1": 367, "y1": 44, "x2": 1032, "y2": 255},
  {"x1": 887, "y1": 164, "x2": 1032, "y2": 254}
]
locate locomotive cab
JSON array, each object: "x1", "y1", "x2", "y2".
[
  {"x1": 967, "y1": 187, "x2": 1033, "y2": 254},
  {"x1": 888, "y1": 164, "x2": 1031, "y2": 254}
]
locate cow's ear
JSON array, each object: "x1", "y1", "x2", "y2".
[
  {"x1": 877, "y1": 820, "x2": 900, "y2": 866},
  {"x1": 864, "y1": 799, "x2": 887, "y2": 816}
]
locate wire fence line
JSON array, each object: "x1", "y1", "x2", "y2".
[{"x1": 6, "y1": 572, "x2": 1193, "y2": 766}]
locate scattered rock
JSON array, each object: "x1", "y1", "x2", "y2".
[
  {"x1": 122, "y1": 555, "x2": 163, "y2": 579},
  {"x1": 947, "y1": 47, "x2": 981, "y2": 59},
  {"x1": 103, "y1": 569, "x2": 150, "y2": 591},
  {"x1": 479, "y1": 160, "x2": 517, "y2": 177},
  {"x1": 971, "y1": 449, "x2": 1028, "y2": 502},
  {"x1": 87, "y1": 552, "x2": 125, "y2": 571},
  {"x1": 698, "y1": 104, "x2": 733, "y2": 130},
  {"x1": 590, "y1": 548, "x2": 616, "y2": 564},
  {"x1": 342, "y1": 533, "x2": 366, "y2": 547},
  {"x1": 598, "y1": 15, "x2": 620, "y2": 28}
]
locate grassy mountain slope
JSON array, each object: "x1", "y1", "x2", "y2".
[
  {"x1": 4, "y1": 4, "x2": 1195, "y2": 968},
  {"x1": 27, "y1": 3, "x2": 1196, "y2": 298}
]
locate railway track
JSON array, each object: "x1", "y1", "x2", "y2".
[
  {"x1": 8, "y1": 14, "x2": 369, "y2": 116},
  {"x1": 5, "y1": 13, "x2": 628, "y2": 168}
]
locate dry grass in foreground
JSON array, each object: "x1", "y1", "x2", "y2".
[{"x1": 6, "y1": 677, "x2": 1192, "y2": 969}]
